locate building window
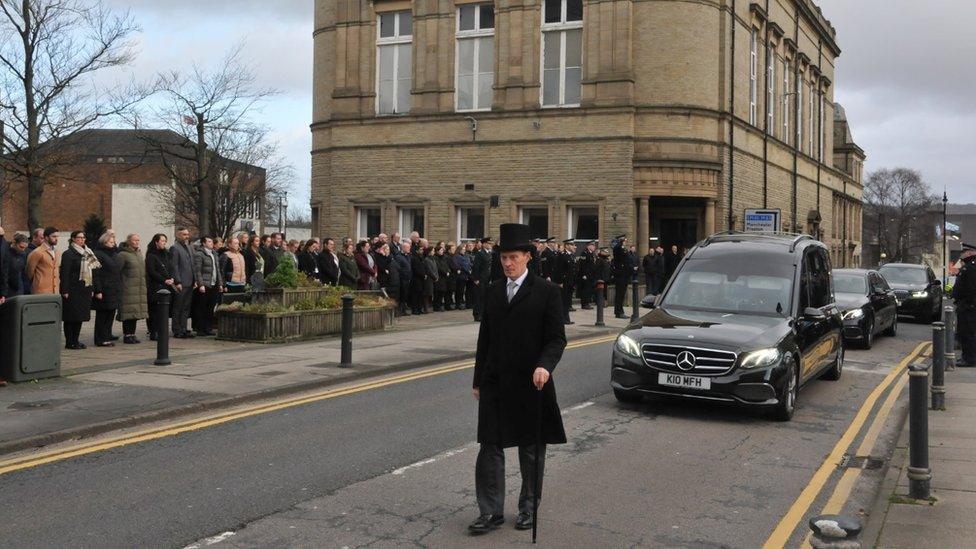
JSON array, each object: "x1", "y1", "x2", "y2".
[
  {"x1": 808, "y1": 80, "x2": 815, "y2": 156},
  {"x1": 795, "y1": 69, "x2": 803, "y2": 150},
  {"x1": 783, "y1": 58, "x2": 790, "y2": 142},
  {"x1": 519, "y1": 207, "x2": 549, "y2": 239},
  {"x1": 456, "y1": 4, "x2": 494, "y2": 112},
  {"x1": 398, "y1": 206, "x2": 425, "y2": 238},
  {"x1": 457, "y1": 207, "x2": 486, "y2": 242},
  {"x1": 541, "y1": 0, "x2": 583, "y2": 108},
  {"x1": 766, "y1": 44, "x2": 775, "y2": 132},
  {"x1": 376, "y1": 10, "x2": 413, "y2": 115},
  {"x1": 749, "y1": 28, "x2": 758, "y2": 125},
  {"x1": 568, "y1": 206, "x2": 599, "y2": 242},
  {"x1": 357, "y1": 207, "x2": 382, "y2": 240}
]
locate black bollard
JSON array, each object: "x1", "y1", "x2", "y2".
[
  {"x1": 945, "y1": 306, "x2": 956, "y2": 371},
  {"x1": 908, "y1": 362, "x2": 931, "y2": 500},
  {"x1": 154, "y1": 289, "x2": 172, "y2": 366},
  {"x1": 932, "y1": 322, "x2": 946, "y2": 410},
  {"x1": 630, "y1": 274, "x2": 640, "y2": 323},
  {"x1": 340, "y1": 294, "x2": 354, "y2": 367},
  {"x1": 595, "y1": 281, "x2": 606, "y2": 327}
]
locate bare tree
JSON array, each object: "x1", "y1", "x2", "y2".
[
  {"x1": 0, "y1": 0, "x2": 145, "y2": 229},
  {"x1": 863, "y1": 168, "x2": 936, "y2": 263},
  {"x1": 133, "y1": 44, "x2": 289, "y2": 238}
]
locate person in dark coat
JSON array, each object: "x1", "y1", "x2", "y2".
[
  {"x1": 471, "y1": 238, "x2": 492, "y2": 321},
  {"x1": 60, "y1": 230, "x2": 101, "y2": 349},
  {"x1": 433, "y1": 242, "x2": 450, "y2": 311},
  {"x1": 0, "y1": 229, "x2": 8, "y2": 303},
  {"x1": 552, "y1": 239, "x2": 577, "y2": 325},
  {"x1": 376, "y1": 243, "x2": 400, "y2": 301},
  {"x1": 92, "y1": 232, "x2": 123, "y2": 347},
  {"x1": 409, "y1": 245, "x2": 427, "y2": 315},
  {"x1": 953, "y1": 246, "x2": 976, "y2": 367},
  {"x1": 455, "y1": 243, "x2": 472, "y2": 309},
  {"x1": 423, "y1": 246, "x2": 438, "y2": 313},
  {"x1": 595, "y1": 247, "x2": 612, "y2": 303},
  {"x1": 665, "y1": 244, "x2": 683, "y2": 282},
  {"x1": 338, "y1": 241, "x2": 359, "y2": 290},
  {"x1": 319, "y1": 238, "x2": 341, "y2": 286},
  {"x1": 611, "y1": 236, "x2": 633, "y2": 318},
  {"x1": 145, "y1": 234, "x2": 177, "y2": 342},
  {"x1": 170, "y1": 228, "x2": 195, "y2": 339},
  {"x1": 577, "y1": 241, "x2": 596, "y2": 309},
  {"x1": 192, "y1": 236, "x2": 224, "y2": 336},
  {"x1": 297, "y1": 239, "x2": 321, "y2": 280},
  {"x1": 469, "y1": 223, "x2": 567, "y2": 535},
  {"x1": 394, "y1": 241, "x2": 412, "y2": 315},
  {"x1": 5, "y1": 233, "x2": 29, "y2": 298},
  {"x1": 354, "y1": 240, "x2": 378, "y2": 290},
  {"x1": 641, "y1": 247, "x2": 658, "y2": 297}
]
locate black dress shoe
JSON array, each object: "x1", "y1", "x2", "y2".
[
  {"x1": 514, "y1": 512, "x2": 535, "y2": 530},
  {"x1": 96, "y1": 342, "x2": 115, "y2": 347},
  {"x1": 109, "y1": 335, "x2": 120, "y2": 341},
  {"x1": 581, "y1": 305, "x2": 593, "y2": 310},
  {"x1": 149, "y1": 333, "x2": 158, "y2": 341},
  {"x1": 468, "y1": 514, "x2": 504, "y2": 534},
  {"x1": 123, "y1": 335, "x2": 141, "y2": 344}
]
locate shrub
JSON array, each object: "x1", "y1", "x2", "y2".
[{"x1": 266, "y1": 256, "x2": 300, "y2": 289}]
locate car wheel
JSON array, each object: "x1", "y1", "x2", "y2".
[
  {"x1": 772, "y1": 356, "x2": 798, "y2": 422},
  {"x1": 883, "y1": 316, "x2": 897, "y2": 337},
  {"x1": 613, "y1": 388, "x2": 643, "y2": 404},
  {"x1": 861, "y1": 316, "x2": 874, "y2": 350},
  {"x1": 823, "y1": 342, "x2": 844, "y2": 381}
]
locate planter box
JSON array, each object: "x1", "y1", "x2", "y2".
[
  {"x1": 252, "y1": 287, "x2": 386, "y2": 308},
  {"x1": 216, "y1": 306, "x2": 396, "y2": 343}
]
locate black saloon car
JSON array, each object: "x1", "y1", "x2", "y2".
[
  {"x1": 610, "y1": 233, "x2": 843, "y2": 421},
  {"x1": 877, "y1": 263, "x2": 943, "y2": 322},
  {"x1": 833, "y1": 269, "x2": 898, "y2": 348}
]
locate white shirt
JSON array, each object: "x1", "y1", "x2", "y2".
[{"x1": 506, "y1": 269, "x2": 529, "y2": 302}]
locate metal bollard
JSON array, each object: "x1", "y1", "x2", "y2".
[
  {"x1": 595, "y1": 281, "x2": 606, "y2": 327},
  {"x1": 630, "y1": 274, "x2": 640, "y2": 322},
  {"x1": 340, "y1": 294, "x2": 354, "y2": 367},
  {"x1": 908, "y1": 362, "x2": 931, "y2": 500},
  {"x1": 154, "y1": 289, "x2": 172, "y2": 366},
  {"x1": 945, "y1": 306, "x2": 956, "y2": 371},
  {"x1": 932, "y1": 322, "x2": 946, "y2": 410}
]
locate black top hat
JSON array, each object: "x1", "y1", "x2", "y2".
[{"x1": 498, "y1": 224, "x2": 535, "y2": 252}]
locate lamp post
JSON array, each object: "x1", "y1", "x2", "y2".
[
  {"x1": 943, "y1": 190, "x2": 948, "y2": 286},
  {"x1": 278, "y1": 192, "x2": 288, "y2": 235}
]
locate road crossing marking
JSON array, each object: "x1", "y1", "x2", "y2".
[
  {"x1": 0, "y1": 334, "x2": 617, "y2": 477},
  {"x1": 762, "y1": 340, "x2": 931, "y2": 548}
]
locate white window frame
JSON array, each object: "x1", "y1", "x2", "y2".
[
  {"x1": 356, "y1": 207, "x2": 382, "y2": 241},
  {"x1": 766, "y1": 44, "x2": 775, "y2": 133},
  {"x1": 749, "y1": 28, "x2": 758, "y2": 125},
  {"x1": 795, "y1": 68, "x2": 803, "y2": 150},
  {"x1": 518, "y1": 206, "x2": 550, "y2": 238},
  {"x1": 456, "y1": 206, "x2": 486, "y2": 242},
  {"x1": 783, "y1": 58, "x2": 790, "y2": 142},
  {"x1": 540, "y1": 0, "x2": 584, "y2": 109},
  {"x1": 455, "y1": 4, "x2": 495, "y2": 112},
  {"x1": 566, "y1": 205, "x2": 599, "y2": 242},
  {"x1": 808, "y1": 80, "x2": 815, "y2": 156},
  {"x1": 397, "y1": 206, "x2": 425, "y2": 238},
  {"x1": 375, "y1": 11, "x2": 413, "y2": 116}
]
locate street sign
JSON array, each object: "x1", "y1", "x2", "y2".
[{"x1": 744, "y1": 209, "x2": 781, "y2": 233}]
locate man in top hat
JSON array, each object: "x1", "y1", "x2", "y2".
[
  {"x1": 469, "y1": 223, "x2": 568, "y2": 535},
  {"x1": 953, "y1": 243, "x2": 976, "y2": 367}
]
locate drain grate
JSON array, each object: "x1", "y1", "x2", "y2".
[{"x1": 839, "y1": 454, "x2": 886, "y2": 470}]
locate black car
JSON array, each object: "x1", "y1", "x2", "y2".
[
  {"x1": 833, "y1": 269, "x2": 898, "y2": 348},
  {"x1": 610, "y1": 233, "x2": 843, "y2": 421},
  {"x1": 877, "y1": 263, "x2": 944, "y2": 322}
]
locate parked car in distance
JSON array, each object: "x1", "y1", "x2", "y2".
[
  {"x1": 610, "y1": 232, "x2": 844, "y2": 422},
  {"x1": 833, "y1": 269, "x2": 898, "y2": 349},
  {"x1": 877, "y1": 263, "x2": 943, "y2": 322}
]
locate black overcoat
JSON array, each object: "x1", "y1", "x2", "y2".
[
  {"x1": 92, "y1": 246, "x2": 123, "y2": 310},
  {"x1": 474, "y1": 271, "x2": 568, "y2": 447},
  {"x1": 59, "y1": 247, "x2": 94, "y2": 322}
]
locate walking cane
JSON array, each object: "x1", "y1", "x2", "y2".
[{"x1": 533, "y1": 385, "x2": 542, "y2": 543}]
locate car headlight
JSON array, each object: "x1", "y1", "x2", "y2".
[
  {"x1": 911, "y1": 291, "x2": 928, "y2": 298},
  {"x1": 842, "y1": 309, "x2": 864, "y2": 320},
  {"x1": 615, "y1": 333, "x2": 642, "y2": 358},
  {"x1": 739, "y1": 348, "x2": 782, "y2": 370}
]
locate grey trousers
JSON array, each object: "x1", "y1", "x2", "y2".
[
  {"x1": 475, "y1": 443, "x2": 546, "y2": 516},
  {"x1": 171, "y1": 287, "x2": 193, "y2": 335}
]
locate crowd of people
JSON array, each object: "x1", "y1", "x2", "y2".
[{"x1": 0, "y1": 223, "x2": 687, "y2": 386}]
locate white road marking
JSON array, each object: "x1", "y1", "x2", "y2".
[
  {"x1": 182, "y1": 531, "x2": 235, "y2": 548},
  {"x1": 564, "y1": 401, "x2": 595, "y2": 414}
]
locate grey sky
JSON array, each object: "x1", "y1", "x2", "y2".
[{"x1": 101, "y1": 0, "x2": 974, "y2": 214}]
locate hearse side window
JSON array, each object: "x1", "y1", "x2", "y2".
[{"x1": 804, "y1": 250, "x2": 831, "y2": 309}]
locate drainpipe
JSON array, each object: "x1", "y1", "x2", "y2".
[
  {"x1": 791, "y1": 4, "x2": 799, "y2": 233},
  {"x1": 727, "y1": 0, "x2": 736, "y2": 231},
  {"x1": 762, "y1": 0, "x2": 770, "y2": 209}
]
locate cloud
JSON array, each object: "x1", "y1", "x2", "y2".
[
  {"x1": 819, "y1": 0, "x2": 976, "y2": 203},
  {"x1": 105, "y1": 0, "x2": 308, "y2": 21}
]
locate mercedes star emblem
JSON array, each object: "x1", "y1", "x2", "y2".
[{"x1": 675, "y1": 351, "x2": 697, "y2": 371}]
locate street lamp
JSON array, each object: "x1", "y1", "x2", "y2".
[
  {"x1": 278, "y1": 192, "x2": 288, "y2": 235},
  {"x1": 942, "y1": 189, "x2": 948, "y2": 286}
]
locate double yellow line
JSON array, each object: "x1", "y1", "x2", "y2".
[
  {"x1": 762, "y1": 340, "x2": 931, "y2": 548},
  {"x1": 0, "y1": 334, "x2": 617, "y2": 477}
]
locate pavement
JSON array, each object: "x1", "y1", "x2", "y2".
[
  {"x1": 866, "y1": 357, "x2": 976, "y2": 548},
  {"x1": 0, "y1": 305, "x2": 632, "y2": 456}
]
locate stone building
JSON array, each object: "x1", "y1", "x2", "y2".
[{"x1": 311, "y1": 0, "x2": 865, "y2": 266}]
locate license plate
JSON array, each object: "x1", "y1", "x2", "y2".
[{"x1": 658, "y1": 373, "x2": 711, "y2": 390}]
